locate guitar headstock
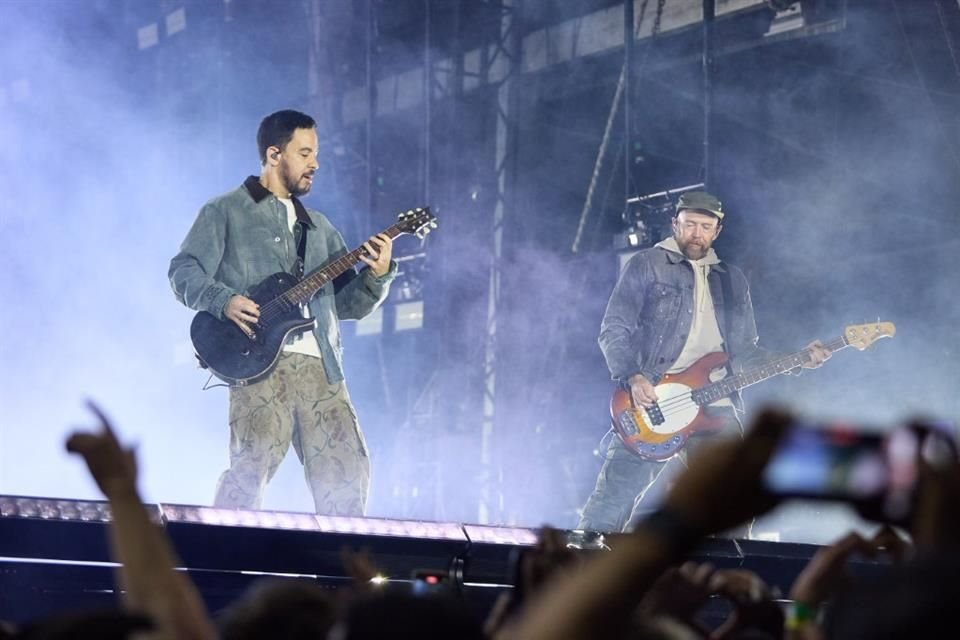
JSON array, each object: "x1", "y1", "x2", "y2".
[
  {"x1": 844, "y1": 321, "x2": 896, "y2": 350},
  {"x1": 396, "y1": 207, "x2": 438, "y2": 239}
]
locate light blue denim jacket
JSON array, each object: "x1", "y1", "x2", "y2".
[
  {"x1": 169, "y1": 177, "x2": 396, "y2": 385},
  {"x1": 599, "y1": 244, "x2": 771, "y2": 389}
]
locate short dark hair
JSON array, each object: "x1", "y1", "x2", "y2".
[{"x1": 256, "y1": 110, "x2": 316, "y2": 163}]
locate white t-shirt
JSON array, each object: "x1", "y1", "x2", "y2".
[{"x1": 279, "y1": 198, "x2": 322, "y2": 359}]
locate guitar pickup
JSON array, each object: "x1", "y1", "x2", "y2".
[
  {"x1": 645, "y1": 403, "x2": 665, "y2": 426},
  {"x1": 618, "y1": 412, "x2": 639, "y2": 436}
]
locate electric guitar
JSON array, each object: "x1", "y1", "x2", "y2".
[
  {"x1": 610, "y1": 321, "x2": 896, "y2": 460},
  {"x1": 190, "y1": 207, "x2": 437, "y2": 386}
]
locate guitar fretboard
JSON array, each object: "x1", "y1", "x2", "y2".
[
  {"x1": 276, "y1": 221, "x2": 408, "y2": 308},
  {"x1": 692, "y1": 336, "x2": 849, "y2": 406}
]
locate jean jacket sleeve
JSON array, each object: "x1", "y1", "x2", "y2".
[
  {"x1": 324, "y1": 221, "x2": 397, "y2": 320},
  {"x1": 168, "y1": 201, "x2": 238, "y2": 320},
  {"x1": 598, "y1": 254, "x2": 649, "y2": 384}
]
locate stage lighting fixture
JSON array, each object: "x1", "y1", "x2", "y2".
[
  {"x1": 0, "y1": 496, "x2": 114, "y2": 523},
  {"x1": 160, "y1": 504, "x2": 321, "y2": 531},
  {"x1": 619, "y1": 183, "x2": 705, "y2": 253},
  {"x1": 394, "y1": 300, "x2": 424, "y2": 331},
  {"x1": 355, "y1": 305, "x2": 384, "y2": 336},
  {"x1": 165, "y1": 8, "x2": 186, "y2": 36},
  {"x1": 137, "y1": 23, "x2": 159, "y2": 50}
]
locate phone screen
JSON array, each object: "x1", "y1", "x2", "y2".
[{"x1": 762, "y1": 421, "x2": 920, "y2": 522}]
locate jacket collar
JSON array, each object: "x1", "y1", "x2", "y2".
[{"x1": 242, "y1": 175, "x2": 316, "y2": 229}]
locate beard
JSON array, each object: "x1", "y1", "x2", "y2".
[
  {"x1": 281, "y1": 163, "x2": 314, "y2": 196},
  {"x1": 675, "y1": 235, "x2": 711, "y2": 260}
]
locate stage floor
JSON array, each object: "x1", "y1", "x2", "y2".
[{"x1": 0, "y1": 494, "x2": 886, "y2": 626}]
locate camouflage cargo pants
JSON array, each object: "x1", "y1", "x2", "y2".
[{"x1": 213, "y1": 352, "x2": 370, "y2": 515}]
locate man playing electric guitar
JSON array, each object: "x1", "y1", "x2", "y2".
[
  {"x1": 169, "y1": 110, "x2": 397, "y2": 516},
  {"x1": 577, "y1": 191, "x2": 830, "y2": 534}
]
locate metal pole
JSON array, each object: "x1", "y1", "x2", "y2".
[
  {"x1": 703, "y1": 0, "x2": 715, "y2": 190},
  {"x1": 480, "y1": 0, "x2": 519, "y2": 525},
  {"x1": 624, "y1": 0, "x2": 634, "y2": 200},
  {"x1": 423, "y1": 0, "x2": 432, "y2": 207},
  {"x1": 366, "y1": 0, "x2": 377, "y2": 232}
]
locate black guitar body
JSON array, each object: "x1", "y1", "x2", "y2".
[
  {"x1": 190, "y1": 272, "x2": 315, "y2": 386},
  {"x1": 187, "y1": 207, "x2": 437, "y2": 386}
]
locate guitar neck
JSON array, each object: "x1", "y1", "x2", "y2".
[
  {"x1": 281, "y1": 222, "x2": 406, "y2": 307},
  {"x1": 694, "y1": 336, "x2": 848, "y2": 405}
]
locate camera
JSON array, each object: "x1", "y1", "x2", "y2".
[{"x1": 762, "y1": 419, "x2": 957, "y2": 523}]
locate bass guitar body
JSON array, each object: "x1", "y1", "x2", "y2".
[
  {"x1": 610, "y1": 322, "x2": 896, "y2": 461},
  {"x1": 610, "y1": 351, "x2": 732, "y2": 461}
]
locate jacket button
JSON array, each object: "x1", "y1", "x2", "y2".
[{"x1": 274, "y1": 237, "x2": 281, "y2": 242}]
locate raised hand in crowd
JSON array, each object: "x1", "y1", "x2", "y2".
[
  {"x1": 496, "y1": 408, "x2": 792, "y2": 640},
  {"x1": 485, "y1": 526, "x2": 582, "y2": 636},
  {"x1": 637, "y1": 561, "x2": 719, "y2": 635},
  {"x1": 707, "y1": 567, "x2": 782, "y2": 640},
  {"x1": 783, "y1": 531, "x2": 871, "y2": 640},
  {"x1": 794, "y1": 527, "x2": 909, "y2": 607},
  {"x1": 66, "y1": 401, "x2": 217, "y2": 640},
  {"x1": 340, "y1": 547, "x2": 382, "y2": 585},
  {"x1": 638, "y1": 562, "x2": 782, "y2": 639},
  {"x1": 907, "y1": 427, "x2": 960, "y2": 552}
]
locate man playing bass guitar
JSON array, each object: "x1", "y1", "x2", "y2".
[{"x1": 578, "y1": 191, "x2": 830, "y2": 534}]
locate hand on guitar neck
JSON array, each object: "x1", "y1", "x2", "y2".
[
  {"x1": 612, "y1": 322, "x2": 894, "y2": 461},
  {"x1": 630, "y1": 338, "x2": 833, "y2": 407},
  {"x1": 801, "y1": 339, "x2": 832, "y2": 369}
]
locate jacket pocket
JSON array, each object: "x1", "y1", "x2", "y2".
[
  {"x1": 245, "y1": 258, "x2": 286, "y2": 286},
  {"x1": 643, "y1": 282, "x2": 681, "y2": 322}
]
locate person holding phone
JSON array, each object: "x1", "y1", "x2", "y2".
[{"x1": 578, "y1": 191, "x2": 831, "y2": 534}]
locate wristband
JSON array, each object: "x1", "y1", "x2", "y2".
[{"x1": 785, "y1": 600, "x2": 816, "y2": 631}]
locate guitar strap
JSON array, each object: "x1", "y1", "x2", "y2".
[
  {"x1": 294, "y1": 222, "x2": 308, "y2": 278},
  {"x1": 717, "y1": 265, "x2": 737, "y2": 380}
]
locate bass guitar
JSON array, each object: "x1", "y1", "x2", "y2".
[
  {"x1": 191, "y1": 207, "x2": 437, "y2": 386},
  {"x1": 610, "y1": 321, "x2": 896, "y2": 460}
]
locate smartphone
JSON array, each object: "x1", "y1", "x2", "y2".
[{"x1": 762, "y1": 421, "x2": 920, "y2": 523}]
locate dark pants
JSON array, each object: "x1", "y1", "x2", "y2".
[{"x1": 577, "y1": 407, "x2": 742, "y2": 533}]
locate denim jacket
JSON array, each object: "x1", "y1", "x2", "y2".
[
  {"x1": 169, "y1": 177, "x2": 396, "y2": 385},
  {"x1": 599, "y1": 244, "x2": 767, "y2": 388}
]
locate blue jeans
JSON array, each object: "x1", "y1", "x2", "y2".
[{"x1": 577, "y1": 407, "x2": 742, "y2": 533}]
